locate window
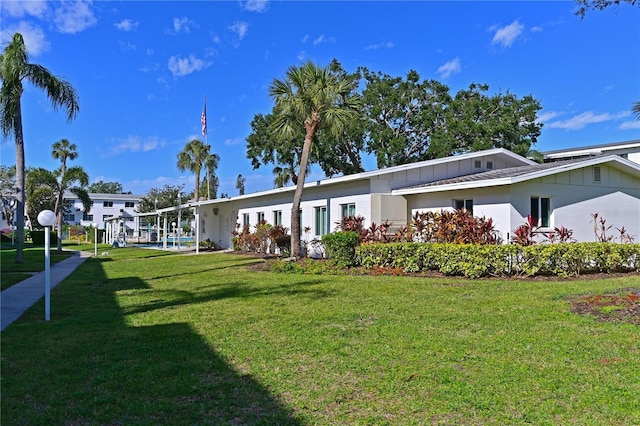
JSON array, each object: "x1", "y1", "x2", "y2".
[
  {"x1": 593, "y1": 166, "x2": 601, "y2": 183},
  {"x1": 257, "y1": 211, "x2": 265, "y2": 223},
  {"x1": 83, "y1": 213, "x2": 94, "y2": 221},
  {"x1": 242, "y1": 213, "x2": 250, "y2": 227},
  {"x1": 273, "y1": 210, "x2": 282, "y2": 226},
  {"x1": 124, "y1": 216, "x2": 134, "y2": 222},
  {"x1": 530, "y1": 197, "x2": 551, "y2": 228},
  {"x1": 63, "y1": 213, "x2": 75, "y2": 221},
  {"x1": 315, "y1": 206, "x2": 327, "y2": 236},
  {"x1": 486, "y1": 161, "x2": 494, "y2": 170},
  {"x1": 453, "y1": 199, "x2": 473, "y2": 214},
  {"x1": 124, "y1": 201, "x2": 135, "y2": 208},
  {"x1": 474, "y1": 160, "x2": 482, "y2": 169},
  {"x1": 341, "y1": 203, "x2": 356, "y2": 218},
  {"x1": 103, "y1": 201, "x2": 113, "y2": 208},
  {"x1": 103, "y1": 214, "x2": 113, "y2": 221}
]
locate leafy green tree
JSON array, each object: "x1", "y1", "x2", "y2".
[
  {"x1": 88, "y1": 180, "x2": 124, "y2": 194},
  {"x1": 137, "y1": 184, "x2": 191, "y2": 225},
  {"x1": 574, "y1": 0, "x2": 638, "y2": 18},
  {"x1": 177, "y1": 139, "x2": 219, "y2": 202},
  {"x1": 359, "y1": 68, "x2": 452, "y2": 167},
  {"x1": 0, "y1": 165, "x2": 17, "y2": 227},
  {"x1": 268, "y1": 61, "x2": 362, "y2": 258},
  {"x1": 360, "y1": 71, "x2": 542, "y2": 167},
  {"x1": 236, "y1": 174, "x2": 246, "y2": 195},
  {"x1": 0, "y1": 32, "x2": 80, "y2": 263},
  {"x1": 246, "y1": 113, "x2": 305, "y2": 186},
  {"x1": 198, "y1": 174, "x2": 218, "y2": 200},
  {"x1": 432, "y1": 83, "x2": 542, "y2": 158},
  {"x1": 246, "y1": 60, "x2": 365, "y2": 180}
]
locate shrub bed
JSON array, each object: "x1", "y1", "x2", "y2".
[{"x1": 355, "y1": 242, "x2": 640, "y2": 278}]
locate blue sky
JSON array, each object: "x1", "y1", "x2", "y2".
[{"x1": 1, "y1": 0, "x2": 639, "y2": 197}]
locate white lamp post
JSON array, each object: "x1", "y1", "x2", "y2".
[
  {"x1": 37, "y1": 210, "x2": 56, "y2": 321},
  {"x1": 92, "y1": 222, "x2": 98, "y2": 256},
  {"x1": 172, "y1": 222, "x2": 177, "y2": 248}
]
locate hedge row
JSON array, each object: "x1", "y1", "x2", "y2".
[{"x1": 355, "y1": 242, "x2": 640, "y2": 278}]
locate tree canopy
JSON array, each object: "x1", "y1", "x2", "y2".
[
  {"x1": 88, "y1": 180, "x2": 125, "y2": 194},
  {"x1": 137, "y1": 184, "x2": 192, "y2": 225},
  {"x1": 574, "y1": 0, "x2": 638, "y2": 18},
  {"x1": 246, "y1": 61, "x2": 543, "y2": 180}
]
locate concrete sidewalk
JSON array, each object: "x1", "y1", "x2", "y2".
[{"x1": 1, "y1": 250, "x2": 92, "y2": 331}]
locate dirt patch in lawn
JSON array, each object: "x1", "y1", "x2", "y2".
[{"x1": 568, "y1": 288, "x2": 640, "y2": 325}]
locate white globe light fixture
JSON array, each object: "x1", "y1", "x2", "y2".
[{"x1": 37, "y1": 210, "x2": 56, "y2": 321}]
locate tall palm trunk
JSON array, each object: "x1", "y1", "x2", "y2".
[
  {"x1": 194, "y1": 169, "x2": 200, "y2": 202},
  {"x1": 290, "y1": 114, "x2": 320, "y2": 258},
  {"x1": 14, "y1": 98, "x2": 25, "y2": 264}
]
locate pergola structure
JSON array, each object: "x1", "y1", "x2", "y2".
[{"x1": 105, "y1": 202, "x2": 202, "y2": 253}]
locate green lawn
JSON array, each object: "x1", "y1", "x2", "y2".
[{"x1": 1, "y1": 247, "x2": 638, "y2": 425}]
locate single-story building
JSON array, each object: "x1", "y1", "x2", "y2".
[{"x1": 169, "y1": 147, "x2": 639, "y2": 253}]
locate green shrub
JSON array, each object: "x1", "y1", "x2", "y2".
[
  {"x1": 356, "y1": 242, "x2": 640, "y2": 278},
  {"x1": 322, "y1": 231, "x2": 360, "y2": 266},
  {"x1": 30, "y1": 230, "x2": 59, "y2": 246}
]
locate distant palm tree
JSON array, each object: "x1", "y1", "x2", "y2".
[
  {"x1": 27, "y1": 163, "x2": 90, "y2": 252},
  {"x1": 269, "y1": 61, "x2": 362, "y2": 258},
  {"x1": 0, "y1": 33, "x2": 80, "y2": 263},
  {"x1": 51, "y1": 140, "x2": 89, "y2": 251},
  {"x1": 177, "y1": 139, "x2": 219, "y2": 202},
  {"x1": 633, "y1": 101, "x2": 640, "y2": 120}
]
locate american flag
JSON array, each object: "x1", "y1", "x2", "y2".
[{"x1": 201, "y1": 99, "x2": 207, "y2": 136}]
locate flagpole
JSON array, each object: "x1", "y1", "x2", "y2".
[{"x1": 202, "y1": 96, "x2": 210, "y2": 200}]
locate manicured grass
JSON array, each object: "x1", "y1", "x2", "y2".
[
  {"x1": 0, "y1": 242, "x2": 106, "y2": 291},
  {"x1": 1, "y1": 247, "x2": 639, "y2": 425},
  {"x1": 1, "y1": 245, "x2": 75, "y2": 273}
]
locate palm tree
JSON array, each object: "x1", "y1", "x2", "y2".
[
  {"x1": 0, "y1": 33, "x2": 80, "y2": 263},
  {"x1": 176, "y1": 139, "x2": 219, "y2": 202},
  {"x1": 269, "y1": 61, "x2": 362, "y2": 258},
  {"x1": 633, "y1": 101, "x2": 640, "y2": 120},
  {"x1": 26, "y1": 163, "x2": 90, "y2": 252},
  {"x1": 51, "y1": 139, "x2": 87, "y2": 251}
]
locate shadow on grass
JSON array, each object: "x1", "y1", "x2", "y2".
[{"x1": 0, "y1": 257, "x2": 302, "y2": 425}]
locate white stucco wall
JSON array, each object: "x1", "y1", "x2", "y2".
[{"x1": 197, "y1": 158, "x2": 640, "y2": 249}]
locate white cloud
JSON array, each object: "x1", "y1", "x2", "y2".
[
  {"x1": 168, "y1": 54, "x2": 207, "y2": 77},
  {"x1": 297, "y1": 50, "x2": 307, "y2": 62},
  {"x1": 531, "y1": 26, "x2": 543, "y2": 33},
  {"x1": 491, "y1": 20, "x2": 524, "y2": 48},
  {"x1": 547, "y1": 111, "x2": 630, "y2": 130},
  {"x1": 173, "y1": 17, "x2": 196, "y2": 34},
  {"x1": 0, "y1": 0, "x2": 48, "y2": 18},
  {"x1": 365, "y1": 41, "x2": 394, "y2": 51},
  {"x1": 118, "y1": 40, "x2": 136, "y2": 52},
  {"x1": 313, "y1": 34, "x2": 335, "y2": 45},
  {"x1": 104, "y1": 136, "x2": 163, "y2": 157},
  {"x1": 1, "y1": 22, "x2": 50, "y2": 56},
  {"x1": 53, "y1": 0, "x2": 97, "y2": 34},
  {"x1": 243, "y1": 0, "x2": 269, "y2": 12},
  {"x1": 536, "y1": 111, "x2": 560, "y2": 123},
  {"x1": 224, "y1": 137, "x2": 243, "y2": 146},
  {"x1": 229, "y1": 21, "x2": 249, "y2": 40},
  {"x1": 437, "y1": 57, "x2": 461, "y2": 79},
  {"x1": 114, "y1": 19, "x2": 139, "y2": 32},
  {"x1": 619, "y1": 120, "x2": 640, "y2": 130}
]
